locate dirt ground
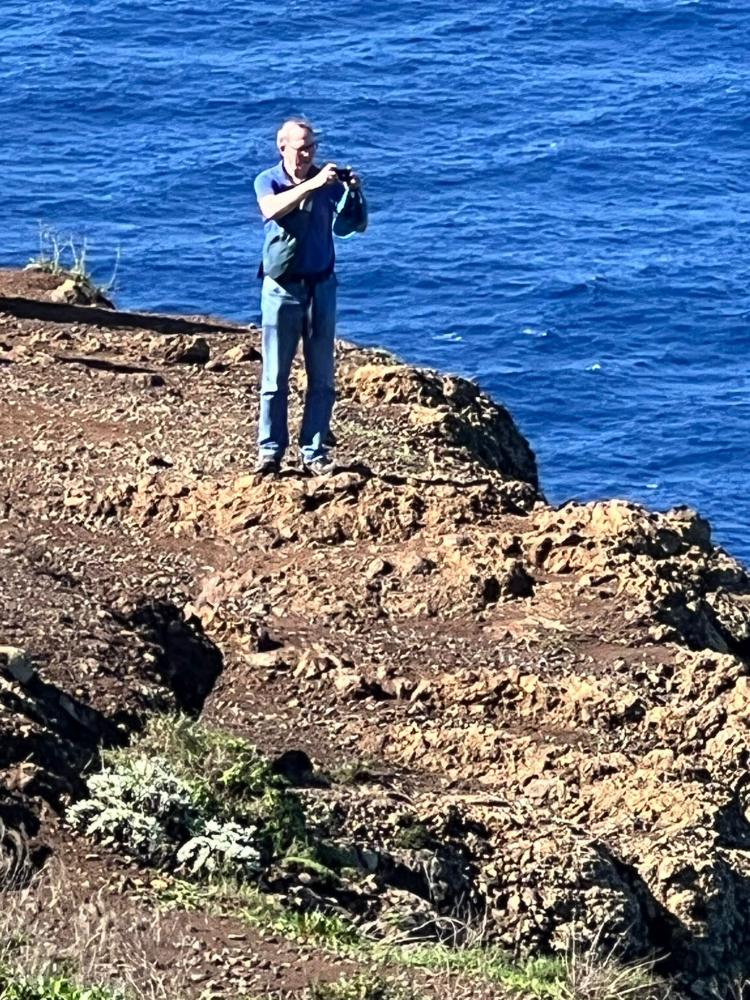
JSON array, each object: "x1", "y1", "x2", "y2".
[{"x1": 2, "y1": 267, "x2": 750, "y2": 998}]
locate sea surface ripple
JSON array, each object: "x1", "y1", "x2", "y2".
[{"x1": 2, "y1": 0, "x2": 749, "y2": 560}]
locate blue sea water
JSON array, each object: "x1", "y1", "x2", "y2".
[{"x1": 2, "y1": 1, "x2": 749, "y2": 562}]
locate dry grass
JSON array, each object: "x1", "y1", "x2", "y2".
[
  {"x1": 0, "y1": 819, "x2": 31, "y2": 890},
  {"x1": 559, "y1": 925, "x2": 673, "y2": 1000},
  {"x1": 718, "y1": 980, "x2": 750, "y2": 1000},
  {"x1": 0, "y1": 858, "x2": 191, "y2": 999},
  {"x1": 302, "y1": 965, "x2": 510, "y2": 1000}
]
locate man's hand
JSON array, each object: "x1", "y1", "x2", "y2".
[
  {"x1": 307, "y1": 163, "x2": 338, "y2": 190},
  {"x1": 258, "y1": 163, "x2": 338, "y2": 220}
]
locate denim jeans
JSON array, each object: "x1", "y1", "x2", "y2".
[{"x1": 258, "y1": 273, "x2": 337, "y2": 463}]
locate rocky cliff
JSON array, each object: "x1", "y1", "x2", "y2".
[{"x1": 2, "y1": 267, "x2": 750, "y2": 998}]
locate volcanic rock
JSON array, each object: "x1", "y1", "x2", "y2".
[{"x1": 3, "y1": 265, "x2": 750, "y2": 995}]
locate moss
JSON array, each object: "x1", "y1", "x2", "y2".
[
  {"x1": 281, "y1": 852, "x2": 342, "y2": 885},
  {"x1": 309, "y1": 839, "x2": 360, "y2": 874},
  {"x1": 392, "y1": 815, "x2": 434, "y2": 852}
]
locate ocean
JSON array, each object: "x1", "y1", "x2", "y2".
[{"x1": 2, "y1": 0, "x2": 748, "y2": 562}]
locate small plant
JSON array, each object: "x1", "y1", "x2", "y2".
[
  {"x1": 307, "y1": 973, "x2": 421, "y2": 1000},
  {"x1": 175, "y1": 819, "x2": 262, "y2": 879},
  {"x1": 393, "y1": 816, "x2": 433, "y2": 852},
  {"x1": 264, "y1": 905, "x2": 361, "y2": 949},
  {"x1": 390, "y1": 941, "x2": 566, "y2": 997},
  {"x1": 68, "y1": 756, "x2": 196, "y2": 867},
  {"x1": 0, "y1": 970, "x2": 125, "y2": 1000},
  {"x1": 25, "y1": 223, "x2": 120, "y2": 298},
  {"x1": 69, "y1": 716, "x2": 306, "y2": 881},
  {"x1": 561, "y1": 937, "x2": 673, "y2": 1000}
]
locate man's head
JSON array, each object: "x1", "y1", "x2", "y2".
[{"x1": 277, "y1": 118, "x2": 317, "y2": 181}]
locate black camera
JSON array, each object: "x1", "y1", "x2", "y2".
[{"x1": 334, "y1": 166, "x2": 353, "y2": 183}]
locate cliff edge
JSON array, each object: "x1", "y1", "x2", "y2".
[{"x1": 2, "y1": 267, "x2": 750, "y2": 999}]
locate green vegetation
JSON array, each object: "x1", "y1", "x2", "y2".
[
  {"x1": 68, "y1": 715, "x2": 306, "y2": 880},
  {"x1": 69, "y1": 716, "x2": 675, "y2": 1000},
  {"x1": 155, "y1": 875, "x2": 565, "y2": 996},
  {"x1": 155, "y1": 875, "x2": 361, "y2": 950},
  {"x1": 390, "y1": 943, "x2": 565, "y2": 997},
  {"x1": 134, "y1": 714, "x2": 307, "y2": 854},
  {"x1": 307, "y1": 974, "x2": 421, "y2": 1000},
  {"x1": 248, "y1": 902, "x2": 361, "y2": 948},
  {"x1": 0, "y1": 970, "x2": 124, "y2": 1000},
  {"x1": 392, "y1": 815, "x2": 433, "y2": 852},
  {"x1": 302, "y1": 945, "x2": 672, "y2": 1000}
]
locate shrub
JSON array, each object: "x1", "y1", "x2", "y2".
[
  {"x1": 69, "y1": 756, "x2": 196, "y2": 867},
  {"x1": 175, "y1": 819, "x2": 261, "y2": 879},
  {"x1": 133, "y1": 715, "x2": 306, "y2": 851},
  {"x1": 68, "y1": 716, "x2": 305, "y2": 880}
]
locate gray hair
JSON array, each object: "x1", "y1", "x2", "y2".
[{"x1": 276, "y1": 118, "x2": 317, "y2": 151}]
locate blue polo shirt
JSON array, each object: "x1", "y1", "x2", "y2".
[{"x1": 254, "y1": 162, "x2": 346, "y2": 277}]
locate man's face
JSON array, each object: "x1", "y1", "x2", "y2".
[{"x1": 282, "y1": 126, "x2": 317, "y2": 181}]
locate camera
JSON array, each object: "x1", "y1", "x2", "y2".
[{"x1": 334, "y1": 166, "x2": 353, "y2": 183}]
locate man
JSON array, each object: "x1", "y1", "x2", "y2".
[{"x1": 253, "y1": 118, "x2": 367, "y2": 476}]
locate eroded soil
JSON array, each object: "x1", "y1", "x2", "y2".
[{"x1": 2, "y1": 267, "x2": 750, "y2": 998}]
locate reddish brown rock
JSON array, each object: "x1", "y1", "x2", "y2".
[{"x1": 4, "y1": 266, "x2": 750, "y2": 994}]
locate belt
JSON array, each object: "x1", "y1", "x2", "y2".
[{"x1": 278, "y1": 268, "x2": 334, "y2": 290}]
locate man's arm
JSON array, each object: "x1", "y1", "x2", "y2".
[{"x1": 256, "y1": 163, "x2": 338, "y2": 221}]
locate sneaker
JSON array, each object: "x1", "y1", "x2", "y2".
[
  {"x1": 254, "y1": 454, "x2": 280, "y2": 476},
  {"x1": 301, "y1": 456, "x2": 335, "y2": 477}
]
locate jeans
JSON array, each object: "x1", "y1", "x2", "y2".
[{"x1": 258, "y1": 273, "x2": 337, "y2": 463}]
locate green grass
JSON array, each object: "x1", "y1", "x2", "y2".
[
  {"x1": 387, "y1": 943, "x2": 566, "y2": 998},
  {"x1": 253, "y1": 905, "x2": 361, "y2": 948},
  {"x1": 155, "y1": 874, "x2": 361, "y2": 950},
  {"x1": 0, "y1": 969, "x2": 125, "y2": 1000},
  {"x1": 307, "y1": 974, "x2": 422, "y2": 1000},
  {"x1": 153, "y1": 874, "x2": 566, "y2": 996}
]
